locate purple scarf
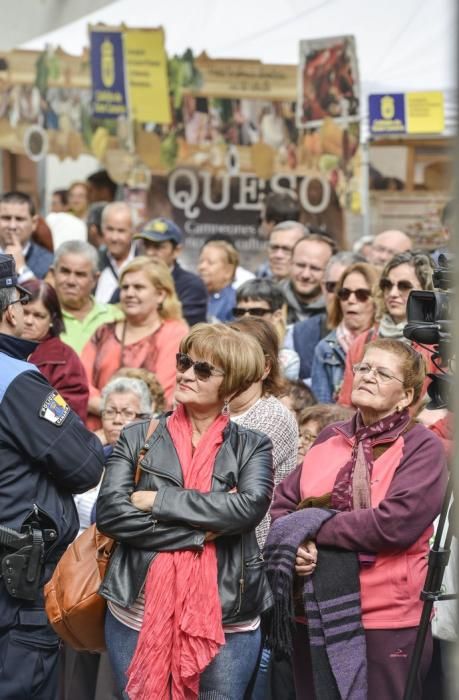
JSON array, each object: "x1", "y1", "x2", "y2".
[{"x1": 332, "y1": 408, "x2": 411, "y2": 565}]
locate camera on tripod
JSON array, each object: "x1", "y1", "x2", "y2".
[{"x1": 403, "y1": 254, "x2": 453, "y2": 409}]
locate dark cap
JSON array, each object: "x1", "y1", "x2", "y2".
[
  {"x1": 0, "y1": 253, "x2": 31, "y2": 298},
  {"x1": 0, "y1": 254, "x2": 18, "y2": 289},
  {"x1": 134, "y1": 218, "x2": 183, "y2": 246}
]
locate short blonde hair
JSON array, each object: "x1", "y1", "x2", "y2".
[
  {"x1": 328, "y1": 262, "x2": 380, "y2": 329},
  {"x1": 202, "y1": 241, "x2": 239, "y2": 277},
  {"x1": 120, "y1": 256, "x2": 183, "y2": 321},
  {"x1": 180, "y1": 323, "x2": 265, "y2": 399},
  {"x1": 363, "y1": 338, "x2": 427, "y2": 405}
]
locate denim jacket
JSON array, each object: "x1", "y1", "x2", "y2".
[{"x1": 311, "y1": 330, "x2": 346, "y2": 403}]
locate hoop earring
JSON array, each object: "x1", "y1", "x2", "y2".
[{"x1": 222, "y1": 399, "x2": 230, "y2": 416}]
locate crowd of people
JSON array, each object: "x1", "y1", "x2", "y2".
[{"x1": 0, "y1": 177, "x2": 452, "y2": 700}]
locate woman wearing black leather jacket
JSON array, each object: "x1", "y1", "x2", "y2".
[{"x1": 97, "y1": 323, "x2": 274, "y2": 699}]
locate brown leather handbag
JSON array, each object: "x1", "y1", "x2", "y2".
[{"x1": 44, "y1": 418, "x2": 158, "y2": 652}]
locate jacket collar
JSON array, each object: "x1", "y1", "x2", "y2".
[
  {"x1": 0, "y1": 332, "x2": 38, "y2": 360},
  {"x1": 141, "y1": 414, "x2": 239, "y2": 487}
]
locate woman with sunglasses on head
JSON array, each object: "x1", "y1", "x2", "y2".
[
  {"x1": 311, "y1": 262, "x2": 379, "y2": 403},
  {"x1": 337, "y1": 251, "x2": 434, "y2": 406},
  {"x1": 269, "y1": 339, "x2": 447, "y2": 700},
  {"x1": 96, "y1": 324, "x2": 274, "y2": 700},
  {"x1": 21, "y1": 279, "x2": 89, "y2": 421}
]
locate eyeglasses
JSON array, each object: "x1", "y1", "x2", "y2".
[
  {"x1": 176, "y1": 352, "x2": 225, "y2": 380},
  {"x1": 299, "y1": 429, "x2": 318, "y2": 445},
  {"x1": 337, "y1": 287, "x2": 372, "y2": 302},
  {"x1": 8, "y1": 292, "x2": 31, "y2": 307},
  {"x1": 379, "y1": 278, "x2": 414, "y2": 294},
  {"x1": 101, "y1": 408, "x2": 151, "y2": 421},
  {"x1": 232, "y1": 307, "x2": 273, "y2": 318},
  {"x1": 324, "y1": 280, "x2": 338, "y2": 294},
  {"x1": 352, "y1": 362, "x2": 404, "y2": 384},
  {"x1": 268, "y1": 244, "x2": 293, "y2": 254}
]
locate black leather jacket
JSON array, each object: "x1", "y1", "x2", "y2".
[{"x1": 97, "y1": 415, "x2": 274, "y2": 623}]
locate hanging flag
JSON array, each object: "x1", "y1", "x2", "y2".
[{"x1": 89, "y1": 26, "x2": 128, "y2": 119}]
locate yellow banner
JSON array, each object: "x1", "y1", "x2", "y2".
[
  {"x1": 124, "y1": 28, "x2": 171, "y2": 124},
  {"x1": 406, "y1": 91, "x2": 444, "y2": 134}
]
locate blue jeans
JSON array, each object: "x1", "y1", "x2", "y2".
[
  {"x1": 105, "y1": 608, "x2": 261, "y2": 699},
  {"x1": 250, "y1": 645, "x2": 271, "y2": 700}
]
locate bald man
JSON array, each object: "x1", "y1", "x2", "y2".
[{"x1": 368, "y1": 230, "x2": 412, "y2": 267}]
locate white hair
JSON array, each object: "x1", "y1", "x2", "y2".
[
  {"x1": 54, "y1": 239, "x2": 99, "y2": 274},
  {"x1": 100, "y1": 377, "x2": 152, "y2": 414},
  {"x1": 101, "y1": 201, "x2": 133, "y2": 228}
]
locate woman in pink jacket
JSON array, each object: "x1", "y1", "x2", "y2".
[
  {"x1": 82, "y1": 257, "x2": 188, "y2": 429},
  {"x1": 270, "y1": 338, "x2": 447, "y2": 699}
]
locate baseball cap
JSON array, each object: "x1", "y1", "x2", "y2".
[
  {"x1": 134, "y1": 218, "x2": 183, "y2": 246},
  {"x1": 0, "y1": 253, "x2": 30, "y2": 297}
]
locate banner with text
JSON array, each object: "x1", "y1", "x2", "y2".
[{"x1": 89, "y1": 27, "x2": 128, "y2": 119}]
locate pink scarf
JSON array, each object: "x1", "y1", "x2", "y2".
[{"x1": 126, "y1": 404, "x2": 228, "y2": 699}]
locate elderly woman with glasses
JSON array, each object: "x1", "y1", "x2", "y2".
[
  {"x1": 337, "y1": 251, "x2": 434, "y2": 406},
  {"x1": 310, "y1": 262, "x2": 379, "y2": 403},
  {"x1": 96, "y1": 324, "x2": 274, "y2": 700},
  {"x1": 268, "y1": 339, "x2": 447, "y2": 699}
]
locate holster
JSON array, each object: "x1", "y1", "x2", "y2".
[{"x1": 0, "y1": 520, "x2": 56, "y2": 601}]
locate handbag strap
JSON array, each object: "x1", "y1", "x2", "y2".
[{"x1": 134, "y1": 417, "x2": 160, "y2": 484}]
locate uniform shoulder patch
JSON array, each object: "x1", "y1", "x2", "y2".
[{"x1": 39, "y1": 391, "x2": 70, "y2": 426}]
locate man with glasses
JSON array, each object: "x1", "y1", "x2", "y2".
[
  {"x1": 257, "y1": 221, "x2": 306, "y2": 281},
  {"x1": 0, "y1": 254, "x2": 104, "y2": 699},
  {"x1": 284, "y1": 252, "x2": 361, "y2": 382}
]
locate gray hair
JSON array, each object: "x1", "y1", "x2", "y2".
[
  {"x1": 101, "y1": 201, "x2": 133, "y2": 228},
  {"x1": 324, "y1": 251, "x2": 363, "y2": 280},
  {"x1": 100, "y1": 377, "x2": 152, "y2": 414},
  {"x1": 271, "y1": 220, "x2": 308, "y2": 236},
  {"x1": 353, "y1": 235, "x2": 374, "y2": 255},
  {"x1": 54, "y1": 240, "x2": 99, "y2": 274},
  {"x1": 0, "y1": 286, "x2": 16, "y2": 318}
]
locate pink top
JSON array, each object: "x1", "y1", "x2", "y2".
[
  {"x1": 81, "y1": 318, "x2": 188, "y2": 427},
  {"x1": 271, "y1": 420, "x2": 447, "y2": 629}
]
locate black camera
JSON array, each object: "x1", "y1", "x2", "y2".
[{"x1": 403, "y1": 254, "x2": 453, "y2": 409}]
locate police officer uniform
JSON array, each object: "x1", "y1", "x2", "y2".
[{"x1": 0, "y1": 254, "x2": 104, "y2": 699}]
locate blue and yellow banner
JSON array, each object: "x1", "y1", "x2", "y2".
[
  {"x1": 369, "y1": 92, "x2": 445, "y2": 136},
  {"x1": 89, "y1": 28, "x2": 128, "y2": 119}
]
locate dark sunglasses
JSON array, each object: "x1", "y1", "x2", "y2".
[
  {"x1": 379, "y1": 278, "x2": 414, "y2": 293},
  {"x1": 176, "y1": 352, "x2": 225, "y2": 380},
  {"x1": 337, "y1": 287, "x2": 372, "y2": 302},
  {"x1": 8, "y1": 291, "x2": 31, "y2": 307},
  {"x1": 232, "y1": 307, "x2": 273, "y2": 318}
]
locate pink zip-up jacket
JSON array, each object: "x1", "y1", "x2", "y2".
[{"x1": 271, "y1": 418, "x2": 447, "y2": 629}]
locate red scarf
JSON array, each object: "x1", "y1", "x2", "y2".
[{"x1": 126, "y1": 403, "x2": 228, "y2": 699}]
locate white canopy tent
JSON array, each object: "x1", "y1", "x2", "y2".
[{"x1": 20, "y1": 0, "x2": 455, "y2": 114}]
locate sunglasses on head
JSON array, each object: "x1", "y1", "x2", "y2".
[
  {"x1": 176, "y1": 352, "x2": 225, "y2": 380},
  {"x1": 379, "y1": 278, "x2": 414, "y2": 293},
  {"x1": 337, "y1": 287, "x2": 372, "y2": 302},
  {"x1": 232, "y1": 306, "x2": 272, "y2": 318}
]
